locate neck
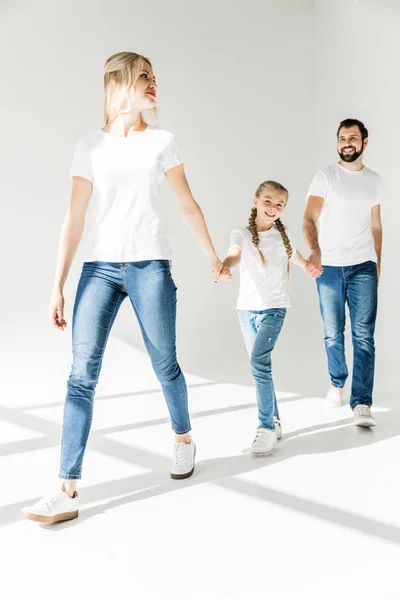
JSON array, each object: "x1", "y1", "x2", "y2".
[
  {"x1": 256, "y1": 218, "x2": 273, "y2": 232},
  {"x1": 105, "y1": 111, "x2": 146, "y2": 137},
  {"x1": 339, "y1": 156, "x2": 364, "y2": 172}
]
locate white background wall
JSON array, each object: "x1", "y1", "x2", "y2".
[
  {"x1": 314, "y1": 0, "x2": 400, "y2": 397},
  {"x1": 0, "y1": 0, "x2": 397, "y2": 397}
]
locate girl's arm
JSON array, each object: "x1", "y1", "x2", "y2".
[
  {"x1": 49, "y1": 176, "x2": 93, "y2": 329},
  {"x1": 166, "y1": 164, "x2": 226, "y2": 278},
  {"x1": 222, "y1": 248, "x2": 241, "y2": 273}
]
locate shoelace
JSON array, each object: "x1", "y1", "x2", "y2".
[
  {"x1": 357, "y1": 405, "x2": 370, "y2": 417},
  {"x1": 37, "y1": 491, "x2": 61, "y2": 513},
  {"x1": 174, "y1": 443, "x2": 187, "y2": 465}
]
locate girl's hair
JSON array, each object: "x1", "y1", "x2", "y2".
[
  {"x1": 248, "y1": 181, "x2": 293, "y2": 271},
  {"x1": 104, "y1": 52, "x2": 157, "y2": 125}
]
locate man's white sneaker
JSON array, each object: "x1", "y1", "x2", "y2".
[
  {"x1": 171, "y1": 439, "x2": 196, "y2": 480},
  {"x1": 22, "y1": 489, "x2": 79, "y2": 523},
  {"x1": 353, "y1": 404, "x2": 376, "y2": 428},
  {"x1": 274, "y1": 419, "x2": 282, "y2": 440},
  {"x1": 325, "y1": 385, "x2": 344, "y2": 408},
  {"x1": 251, "y1": 428, "x2": 278, "y2": 455}
]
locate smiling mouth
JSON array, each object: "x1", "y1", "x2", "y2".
[{"x1": 265, "y1": 212, "x2": 275, "y2": 218}]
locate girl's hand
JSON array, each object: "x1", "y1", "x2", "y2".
[
  {"x1": 217, "y1": 266, "x2": 232, "y2": 282},
  {"x1": 304, "y1": 259, "x2": 323, "y2": 279},
  {"x1": 48, "y1": 291, "x2": 67, "y2": 330}
]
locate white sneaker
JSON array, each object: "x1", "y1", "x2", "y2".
[
  {"x1": 274, "y1": 419, "x2": 283, "y2": 440},
  {"x1": 325, "y1": 385, "x2": 344, "y2": 408},
  {"x1": 22, "y1": 489, "x2": 79, "y2": 523},
  {"x1": 251, "y1": 428, "x2": 278, "y2": 455},
  {"x1": 171, "y1": 439, "x2": 196, "y2": 480},
  {"x1": 353, "y1": 404, "x2": 376, "y2": 428}
]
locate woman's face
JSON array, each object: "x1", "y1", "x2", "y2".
[{"x1": 131, "y1": 62, "x2": 158, "y2": 110}]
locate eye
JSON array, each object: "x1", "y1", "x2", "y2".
[{"x1": 140, "y1": 73, "x2": 149, "y2": 79}]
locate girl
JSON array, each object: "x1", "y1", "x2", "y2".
[
  {"x1": 220, "y1": 180, "x2": 318, "y2": 455},
  {"x1": 23, "y1": 51, "x2": 228, "y2": 523}
]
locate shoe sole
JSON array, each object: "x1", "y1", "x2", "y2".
[
  {"x1": 354, "y1": 420, "x2": 376, "y2": 428},
  {"x1": 251, "y1": 440, "x2": 278, "y2": 455},
  {"x1": 23, "y1": 510, "x2": 79, "y2": 524},
  {"x1": 170, "y1": 446, "x2": 196, "y2": 480}
]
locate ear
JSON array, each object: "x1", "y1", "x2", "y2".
[
  {"x1": 253, "y1": 197, "x2": 258, "y2": 207},
  {"x1": 363, "y1": 138, "x2": 369, "y2": 150}
]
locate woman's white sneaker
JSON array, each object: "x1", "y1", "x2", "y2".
[
  {"x1": 251, "y1": 428, "x2": 278, "y2": 455},
  {"x1": 325, "y1": 385, "x2": 344, "y2": 408},
  {"x1": 353, "y1": 404, "x2": 376, "y2": 427},
  {"x1": 171, "y1": 439, "x2": 196, "y2": 480},
  {"x1": 22, "y1": 489, "x2": 79, "y2": 523}
]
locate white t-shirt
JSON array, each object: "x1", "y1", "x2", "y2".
[
  {"x1": 307, "y1": 163, "x2": 383, "y2": 267},
  {"x1": 70, "y1": 125, "x2": 183, "y2": 262},
  {"x1": 229, "y1": 226, "x2": 297, "y2": 311}
]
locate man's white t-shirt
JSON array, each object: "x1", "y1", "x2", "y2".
[
  {"x1": 70, "y1": 125, "x2": 183, "y2": 262},
  {"x1": 229, "y1": 226, "x2": 296, "y2": 311},
  {"x1": 307, "y1": 163, "x2": 383, "y2": 267}
]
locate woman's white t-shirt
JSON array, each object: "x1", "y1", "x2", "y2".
[
  {"x1": 70, "y1": 125, "x2": 183, "y2": 262},
  {"x1": 229, "y1": 226, "x2": 296, "y2": 311}
]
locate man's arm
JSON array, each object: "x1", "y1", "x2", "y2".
[
  {"x1": 371, "y1": 204, "x2": 382, "y2": 283},
  {"x1": 303, "y1": 195, "x2": 324, "y2": 278}
]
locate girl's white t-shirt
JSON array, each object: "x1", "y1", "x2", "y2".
[
  {"x1": 229, "y1": 226, "x2": 296, "y2": 311},
  {"x1": 70, "y1": 125, "x2": 183, "y2": 262}
]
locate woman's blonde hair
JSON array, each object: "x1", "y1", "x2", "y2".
[
  {"x1": 248, "y1": 180, "x2": 293, "y2": 272},
  {"x1": 104, "y1": 52, "x2": 157, "y2": 125}
]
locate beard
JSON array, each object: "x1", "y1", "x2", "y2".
[{"x1": 338, "y1": 145, "x2": 363, "y2": 162}]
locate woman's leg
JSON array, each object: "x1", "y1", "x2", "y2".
[
  {"x1": 59, "y1": 262, "x2": 125, "y2": 488},
  {"x1": 125, "y1": 260, "x2": 194, "y2": 479}
]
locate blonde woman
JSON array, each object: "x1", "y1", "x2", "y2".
[
  {"x1": 23, "y1": 52, "x2": 228, "y2": 523},
  {"x1": 220, "y1": 181, "x2": 319, "y2": 455}
]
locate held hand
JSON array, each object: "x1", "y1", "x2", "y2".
[
  {"x1": 305, "y1": 251, "x2": 323, "y2": 279},
  {"x1": 217, "y1": 266, "x2": 232, "y2": 282},
  {"x1": 48, "y1": 291, "x2": 67, "y2": 330},
  {"x1": 210, "y1": 259, "x2": 223, "y2": 281}
]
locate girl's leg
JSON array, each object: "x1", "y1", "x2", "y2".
[
  {"x1": 248, "y1": 309, "x2": 286, "y2": 430},
  {"x1": 59, "y1": 262, "x2": 125, "y2": 488},
  {"x1": 237, "y1": 310, "x2": 284, "y2": 425}
]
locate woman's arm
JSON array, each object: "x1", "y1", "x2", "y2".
[
  {"x1": 166, "y1": 164, "x2": 225, "y2": 277},
  {"x1": 49, "y1": 176, "x2": 93, "y2": 329}
]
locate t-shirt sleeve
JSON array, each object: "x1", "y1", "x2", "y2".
[
  {"x1": 162, "y1": 134, "x2": 184, "y2": 172},
  {"x1": 306, "y1": 170, "x2": 328, "y2": 202},
  {"x1": 70, "y1": 140, "x2": 93, "y2": 183},
  {"x1": 228, "y1": 229, "x2": 244, "y2": 253},
  {"x1": 373, "y1": 176, "x2": 384, "y2": 206}
]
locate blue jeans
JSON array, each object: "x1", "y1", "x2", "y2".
[
  {"x1": 237, "y1": 308, "x2": 286, "y2": 430},
  {"x1": 316, "y1": 261, "x2": 378, "y2": 409},
  {"x1": 59, "y1": 260, "x2": 190, "y2": 480}
]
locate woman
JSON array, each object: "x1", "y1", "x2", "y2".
[{"x1": 23, "y1": 51, "x2": 228, "y2": 523}]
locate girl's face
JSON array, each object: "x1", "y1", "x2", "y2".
[
  {"x1": 129, "y1": 62, "x2": 158, "y2": 110},
  {"x1": 254, "y1": 185, "x2": 287, "y2": 224}
]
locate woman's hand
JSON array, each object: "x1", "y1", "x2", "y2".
[{"x1": 48, "y1": 290, "x2": 67, "y2": 330}]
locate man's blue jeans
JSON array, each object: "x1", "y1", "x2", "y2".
[
  {"x1": 59, "y1": 260, "x2": 190, "y2": 480},
  {"x1": 316, "y1": 261, "x2": 378, "y2": 409}
]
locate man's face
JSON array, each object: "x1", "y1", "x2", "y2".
[{"x1": 337, "y1": 125, "x2": 368, "y2": 162}]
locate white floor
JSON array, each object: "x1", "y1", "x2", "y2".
[{"x1": 1, "y1": 322, "x2": 400, "y2": 600}]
